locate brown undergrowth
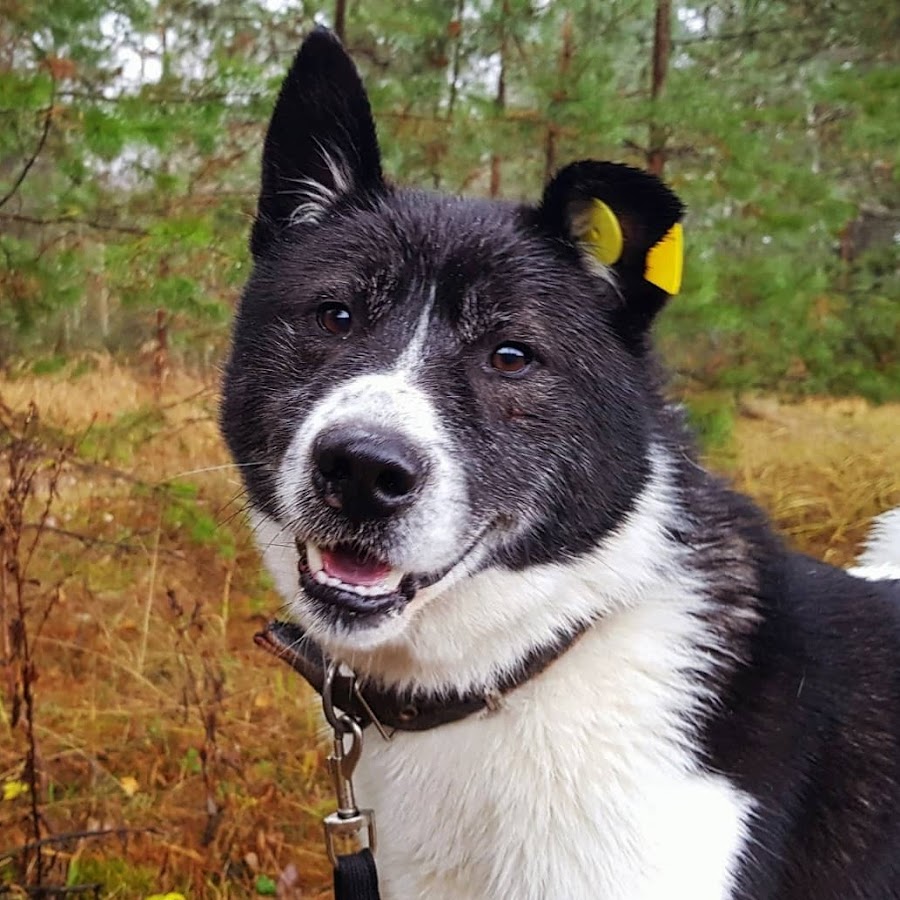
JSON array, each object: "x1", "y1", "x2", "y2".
[{"x1": 0, "y1": 361, "x2": 898, "y2": 898}]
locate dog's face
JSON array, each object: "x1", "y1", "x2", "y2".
[{"x1": 221, "y1": 29, "x2": 684, "y2": 654}]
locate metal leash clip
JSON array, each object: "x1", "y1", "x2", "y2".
[{"x1": 321, "y1": 660, "x2": 377, "y2": 866}]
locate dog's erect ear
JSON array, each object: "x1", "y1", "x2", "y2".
[
  {"x1": 251, "y1": 27, "x2": 384, "y2": 256},
  {"x1": 538, "y1": 161, "x2": 685, "y2": 335}
]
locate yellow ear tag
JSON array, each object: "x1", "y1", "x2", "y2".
[
  {"x1": 584, "y1": 199, "x2": 624, "y2": 266},
  {"x1": 644, "y1": 223, "x2": 683, "y2": 295}
]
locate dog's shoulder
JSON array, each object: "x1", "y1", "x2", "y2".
[{"x1": 705, "y1": 549, "x2": 900, "y2": 899}]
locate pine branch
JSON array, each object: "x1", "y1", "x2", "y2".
[
  {"x1": 674, "y1": 22, "x2": 831, "y2": 45},
  {"x1": 0, "y1": 81, "x2": 56, "y2": 212}
]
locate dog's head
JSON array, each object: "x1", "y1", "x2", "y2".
[{"x1": 221, "y1": 29, "x2": 684, "y2": 660}]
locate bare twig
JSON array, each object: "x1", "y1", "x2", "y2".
[
  {"x1": 0, "y1": 81, "x2": 56, "y2": 211},
  {"x1": 0, "y1": 827, "x2": 160, "y2": 861},
  {"x1": 137, "y1": 512, "x2": 163, "y2": 674},
  {"x1": 0, "y1": 213, "x2": 147, "y2": 236},
  {"x1": 20, "y1": 524, "x2": 184, "y2": 558},
  {"x1": 0, "y1": 401, "x2": 74, "y2": 890}
]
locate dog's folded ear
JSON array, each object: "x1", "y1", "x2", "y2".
[
  {"x1": 251, "y1": 27, "x2": 384, "y2": 257},
  {"x1": 538, "y1": 161, "x2": 685, "y2": 335}
]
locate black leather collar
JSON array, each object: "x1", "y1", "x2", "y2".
[{"x1": 255, "y1": 618, "x2": 589, "y2": 734}]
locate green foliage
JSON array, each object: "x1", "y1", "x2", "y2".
[
  {"x1": 164, "y1": 484, "x2": 236, "y2": 559},
  {"x1": 255, "y1": 874, "x2": 278, "y2": 896},
  {"x1": 180, "y1": 746, "x2": 202, "y2": 777},
  {"x1": 77, "y1": 406, "x2": 166, "y2": 464},
  {"x1": 682, "y1": 393, "x2": 737, "y2": 462},
  {"x1": 64, "y1": 855, "x2": 158, "y2": 895},
  {"x1": 0, "y1": 1, "x2": 897, "y2": 397},
  {"x1": 30, "y1": 355, "x2": 69, "y2": 375}
]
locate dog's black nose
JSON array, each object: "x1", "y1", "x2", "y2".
[{"x1": 312, "y1": 426, "x2": 426, "y2": 519}]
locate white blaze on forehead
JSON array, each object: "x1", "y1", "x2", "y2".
[{"x1": 395, "y1": 283, "x2": 436, "y2": 375}]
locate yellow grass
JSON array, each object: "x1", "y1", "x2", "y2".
[
  {"x1": 731, "y1": 395, "x2": 900, "y2": 565},
  {"x1": 1, "y1": 364, "x2": 898, "y2": 898}
]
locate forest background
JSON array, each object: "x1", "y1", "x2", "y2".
[
  {"x1": 1, "y1": 0, "x2": 899, "y2": 395},
  {"x1": 1, "y1": 1, "x2": 898, "y2": 898}
]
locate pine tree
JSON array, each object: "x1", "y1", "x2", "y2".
[{"x1": 1, "y1": 1, "x2": 896, "y2": 397}]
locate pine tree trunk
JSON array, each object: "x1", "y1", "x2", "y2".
[
  {"x1": 447, "y1": 0, "x2": 464, "y2": 119},
  {"x1": 153, "y1": 308, "x2": 169, "y2": 401},
  {"x1": 544, "y1": 12, "x2": 573, "y2": 184},
  {"x1": 334, "y1": 0, "x2": 347, "y2": 43},
  {"x1": 490, "y1": 0, "x2": 509, "y2": 198},
  {"x1": 647, "y1": 0, "x2": 671, "y2": 176}
]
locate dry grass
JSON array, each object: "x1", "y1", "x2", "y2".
[
  {"x1": 1, "y1": 363, "x2": 898, "y2": 898},
  {"x1": 1, "y1": 364, "x2": 332, "y2": 898},
  {"x1": 731, "y1": 395, "x2": 900, "y2": 565}
]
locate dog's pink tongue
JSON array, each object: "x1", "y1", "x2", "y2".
[{"x1": 322, "y1": 546, "x2": 392, "y2": 587}]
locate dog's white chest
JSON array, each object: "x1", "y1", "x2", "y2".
[{"x1": 354, "y1": 620, "x2": 751, "y2": 900}]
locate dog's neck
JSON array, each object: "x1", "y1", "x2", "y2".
[
  {"x1": 299, "y1": 446, "x2": 758, "y2": 698},
  {"x1": 257, "y1": 614, "x2": 595, "y2": 732}
]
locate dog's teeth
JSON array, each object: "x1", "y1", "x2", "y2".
[
  {"x1": 381, "y1": 569, "x2": 403, "y2": 592},
  {"x1": 313, "y1": 569, "x2": 336, "y2": 587},
  {"x1": 306, "y1": 543, "x2": 323, "y2": 573},
  {"x1": 305, "y1": 554, "x2": 404, "y2": 600}
]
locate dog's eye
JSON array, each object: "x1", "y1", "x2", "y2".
[
  {"x1": 490, "y1": 343, "x2": 533, "y2": 375},
  {"x1": 316, "y1": 302, "x2": 352, "y2": 336}
]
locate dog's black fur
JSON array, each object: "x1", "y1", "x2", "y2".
[
  {"x1": 221, "y1": 28, "x2": 900, "y2": 898},
  {"x1": 708, "y1": 555, "x2": 900, "y2": 897}
]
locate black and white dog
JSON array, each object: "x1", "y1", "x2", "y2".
[{"x1": 221, "y1": 28, "x2": 900, "y2": 900}]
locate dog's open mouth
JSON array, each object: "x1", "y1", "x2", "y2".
[
  {"x1": 295, "y1": 528, "x2": 491, "y2": 628},
  {"x1": 308, "y1": 543, "x2": 405, "y2": 598},
  {"x1": 296, "y1": 540, "x2": 421, "y2": 626}
]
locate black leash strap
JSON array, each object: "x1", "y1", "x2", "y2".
[{"x1": 334, "y1": 848, "x2": 381, "y2": 900}]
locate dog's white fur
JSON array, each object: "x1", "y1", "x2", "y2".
[
  {"x1": 255, "y1": 450, "x2": 763, "y2": 898},
  {"x1": 357, "y1": 625, "x2": 752, "y2": 900},
  {"x1": 275, "y1": 369, "x2": 470, "y2": 593},
  {"x1": 254, "y1": 352, "x2": 899, "y2": 900},
  {"x1": 286, "y1": 144, "x2": 354, "y2": 226},
  {"x1": 849, "y1": 508, "x2": 900, "y2": 582}
]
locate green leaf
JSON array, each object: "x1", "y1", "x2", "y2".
[{"x1": 255, "y1": 874, "x2": 278, "y2": 895}]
